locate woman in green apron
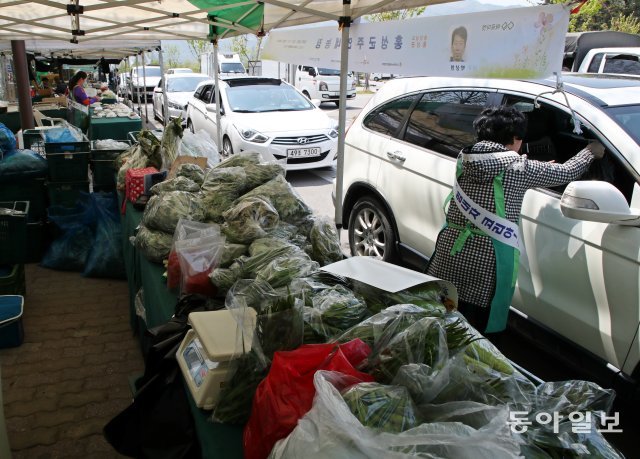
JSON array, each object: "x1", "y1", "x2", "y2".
[{"x1": 426, "y1": 106, "x2": 604, "y2": 336}]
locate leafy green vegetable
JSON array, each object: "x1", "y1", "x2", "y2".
[
  {"x1": 161, "y1": 116, "x2": 184, "y2": 169},
  {"x1": 149, "y1": 176, "x2": 200, "y2": 195},
  {"x1": 254, "y1": 251, "x2": 319, "y2": 288},
  {"x1": 134, "y1": 224, "x2": 173, "y2": 263},
  {"x1": 219, "y1": 242, "x2": 247, "y2": 268},
  {"x1": 199, "y1": 166, "x2": 247, "y2": 223},
  {"x1": 243, "y1": 162, "x2": 286, "y2": 191},
  {"x1": 176, "y1": 163, "x2": 205, "y2": 185},
  {"x1": 307, "y1": 216, "x2": 344, "y2": 266},
  {"x1": 237, "y1": 175, "x2": 312, "y2": 225},
  {"x1": 141, "y1": 191, "x2": 205, "y2": 234},
  {"x1": 221, "y1": 196, "x2": 280, "y2": 243}
]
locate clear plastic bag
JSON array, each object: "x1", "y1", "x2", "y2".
[
  {"x1": 149, "y1": 176, "x2": 200, "y2": 195},
  {"x1": 0, "y1": 122, "x2": 16, "y2": 154},
  {"x1": 178, "y1": 129, "x2": 220, "y2": 168},
  {"x1": 176, "y1": 162, "x2": 205, "y2": 185},
  {"x1": 93, "y1": 139, "x2": 130, "y2": 150},
  {"x1": 141, "y1": 191, "x2": 205, "y2": 234},
  {"x1": 238, "y1": 175, "x2": 312, "y2": 226},
  {"x1": 306, "y1": 215, "x2": 344, "y2": 266},
  {"x1": 254, "y1": 250, "x2": 319, "y2": 288},
  {"x1": 199, "y1": 166, "x2": 247, "y2": 222},
  {"x1": 269, "y1": 370, "x2": 522, "y2": 459},
  {"x1": 221, "y1": 196, "x2": 280, "y2": 244},
  {"x1": 43, "y1": 120, "x2": 83, "y2": 143},
  {"x1": 133, "y1": 224, "x2": 173, "y2": 263},
  {"x1": 175, "y1": 233, "x2": 225, "y2": 297}
]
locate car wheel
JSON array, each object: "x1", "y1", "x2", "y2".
[
  {"x1": 187, "y1": 119, "x2": 194, "y2": 133},
  {"x1": 348, "y1": 196, "x2": 398, "y2": 262},
  {"x1": 302, "y1": 91, "x2": 311, "y2": 99},
  {"x1": 373, "y1": 76, "x2": 379, "y2": 82},
  {"x1": 222, "y1": 136, "x2": 234, "y2": 157}
]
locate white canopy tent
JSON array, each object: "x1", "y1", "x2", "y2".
[{"x1": 0, "y1": 0, "x2": 462, "y2": 225}]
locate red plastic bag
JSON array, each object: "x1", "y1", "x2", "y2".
[{"x1": 243, "y1": 339, "x2": 374, "y2": 459}]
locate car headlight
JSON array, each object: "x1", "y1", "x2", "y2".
[
  {"x1": 234, "y1": 125, "x2": 269, "y2": 143},
  {"x1": 329, "y1": 128, "x2": 338, "y2": 138},
  {"x1": 168, "y1": 101, "x2": 183, "y2": 110},
  {"x1": 319, "y1": 81, "x2": 328, "y2": 91}
]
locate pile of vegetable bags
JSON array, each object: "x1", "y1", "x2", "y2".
[{"x1": 130, "y1": 149, "x2": 623, "y2": 458}]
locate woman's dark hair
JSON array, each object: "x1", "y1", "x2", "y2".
[
  {"x1": 451, "y1": 26, "x2": 467, "y2": 44},
  {"x1": 68, "y1": 71, "x2": 87, "y2": 89},
  {"x1": 473, "y1": 106, "x2": 527, "y2": 145}
]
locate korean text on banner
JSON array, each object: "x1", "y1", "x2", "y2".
[{"x1": 263, "y1": 5, "x2": 569, "y2": 79}]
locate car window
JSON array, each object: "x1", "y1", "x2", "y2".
[
  {"x1": 403, "y1": 91, "x2": 489, "y2": 157},
  {"x1": 587, "y1": 53, "x2": 604, "y2": 73},
  {"x1": 167, "y1": 77, "x2": 210, "y2": 92},
  {"x1": 226, "y1": 84, "x2": 313, "y2": 112},
  {"x1": 197, "y1": 85, "x2": 213, "y2": 102},
  {"x1": 504, "y1": 95, "x2": 637, "y2": 202},
  {"x1": 363, "y1": 94, "x2": 420, "y2": 136},
  {"x1": 602, "y1": 55, "x2": 640, "y2": 75}
]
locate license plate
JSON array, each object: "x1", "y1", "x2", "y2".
[{"x1": 287, "y1": 147, "x2": 321, "y2": 158}]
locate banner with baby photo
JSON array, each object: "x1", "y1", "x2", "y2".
[{"x1": 262, "y1": 4, "x2": 570, "y2": 79}]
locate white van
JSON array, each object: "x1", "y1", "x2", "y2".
[
  {"x1": 296, "y1": 65, "x2": 356, "y2": 106},
  {"x1": 200, "y1": 53, "x2": 247, "y2": 78}
]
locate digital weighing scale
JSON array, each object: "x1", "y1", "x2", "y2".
[{"x1": 177, "y1": 308, "x2": 257, "y2": 410}]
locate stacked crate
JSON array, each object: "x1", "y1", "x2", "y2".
[
  {"x1": 89, "y1": 140, "x2": 131, "y2": 192},
  {"x1": 0, "y1": 202, "x2": 28, "y2": 297},
  {"x1": 42, "y1": 131, "x2": 91, "y2": 208}
]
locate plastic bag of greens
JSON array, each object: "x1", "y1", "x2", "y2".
[
  {"x1": 342, "y1": 382, "x2": 419, "y2": 433},
  {"x1": 83, "y1": 192, "x2": 126, "y2": 279},
  {"x1": 270, "y1": 370, "x2": 521, "y2": 459},
  {"x1": 199, "y1": 166, "x2": 247, "y2": 222},
  {"x1": 211, "y1": 280, "x2": 305, "y2": 424},
  {"x1": 221, "y1": 196, "x2": 280, "y2": 244},
  {"x1": 243, "y1": 161, "x2": 286, "y2": 192},
  {"x1": 116, "y1": 131, "x2": 162, "y2": 191},
  {"x1": 141, "y1": 191, "x2": 205, "y2": 234},
  {"x1": 42, "y1": 195, "x2": 95, "y2": 271},
  {"x1": 306, "y1": 216, "x2": 343, "y2": 266},
  {"x1": 134, "y1": 288, "x2": 146, "y2": 322},
  {"x1": 354, "y1": 280, "x2": 455, "y2": 315},
  {"x1": 133, "y1": 224, "x2": 173, "y2": 263},
  {"x1": 167, "y1": 219, "x2": 221, "y2": 290},
  {"x1": 178, "y1": 130, "x2": 219, "y2": 168},
  {"x1": 248, "y1": 237, "x2": 298, "y2": 257},
  {"x1": 161, "y1": 117, "x2": 184, "y2": 170},
  {"x1": 237, "y1": 175, "x2": 312, "y2": 225},
  {"x1": 254, "y1": 250, "x2": 319, "y2": 288},
  {"x1": 150, "y1": 176, "x2": 200, "y2": 195},
  {"x1": 175, "y1": 233, "x2": 225, "y2": 297},
  {"x1": 176, "y1": 162, "x2": 205, "y2": 185},
  {"x1": 213, "y1": 150, "x2": 262, "y2": 169},
  {"x1": 244, "y1": 340, "x2": 374, "y2": 459}
]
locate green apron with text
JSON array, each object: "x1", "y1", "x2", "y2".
[{"x1": 445, "y1": 160, "x2": 519, "y2": 333}]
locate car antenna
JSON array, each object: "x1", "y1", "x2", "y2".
[{"x1": 533, "y1": 72, "x2": 582, "y2": 135}]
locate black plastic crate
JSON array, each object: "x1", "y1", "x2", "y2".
[
  {"x1": 44, "y1": 134, "x2": 90, "y2": 154},
  {"x1": 47, "y1": 181, "x2": 90, "y2": 208},
  {"x1": 46, "y1": 151, "x2": 90, "y2": 182},
  {"x1": 22, "y1": 129, "x2": 46, "y2": 157},
  {"x1": 0, "y1": 201, "x2": 29, "y2": 264},
  {"x1": 0, "y1": 178, "x2": 46, "y2": 223},
  {"x1": 26, "y1": 221, "x2": 50, "y2": 263},
  {"x1": 0, "y1": 264, "x2": 26, "y2": 297},
  {"x1": 0, "y1": 295, "x2": 25, "y2": 348},
  {"x1": 91, "y1": 160, "x2": 117, "y2": 191},
  {"x1": 90, "y1": 139, "x2": 132, "y2": 160}
]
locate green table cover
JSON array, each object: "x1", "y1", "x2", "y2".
[
  {"x1": 119, "y1": 196, "x2": 243, "y2": 459},
  {"x1": 90, "y1": 116, "x2": 142, "y2": 141}
]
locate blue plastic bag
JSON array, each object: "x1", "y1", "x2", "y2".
[
  {"x1": 0, "y1": 122, "x2": 16, "y2": 155},
  {"x1": 41, "y1": 194, "x2": 95, "y2": 271},
  {"x1": 0, "y1": 150, "x2": 47, "y2": 183},
  {"x1": 83, "y1": 192, "x2": 126, "y2": 279}
]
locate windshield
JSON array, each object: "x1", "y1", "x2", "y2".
[
  {"x1": 607, "y1": 105, "x2": 640, "y2": 145},
  {"x1": 317, "y1": 68, "x2": 341, "y2": 76},
  {"x1": 221, "y1": 63, "x2": 245, "y2": 74},
  {"x1": 167, "y1": 76, "x2": 209, "y2": 92},
  {"x1": 170, "y1": 69, "x2": 192, "y2": 74},
  {"x1": 226, "y1": 84, "x2": 314, "y2": 113},
  {"x1": 135, "y1": 67, "x2": 161, "y2": 77}
]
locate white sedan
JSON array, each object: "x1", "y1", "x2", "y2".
[
  {"x1": 152, "y1": 73, "x2": 210, "y2": 124},
  {"x1": 186, "y1": 77, "x2": 338, "y2": 170}
]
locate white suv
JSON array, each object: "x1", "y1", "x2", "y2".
[{"x1": 336, "y1": 75, "x2": 640, "y2": 400}]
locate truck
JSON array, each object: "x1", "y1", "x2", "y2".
[
  {"x1": 564, "y1": 30, "x2": 640, "y2": 74},
  {"x1": 295, "y1": 65, "x2": 356, "y2": 106},
  {"x1": 128, "y1": 65, "x2": 162, "y2": 102},
  {"x1": 200, "y1": 53, "x2": 247, "y2": 78}
]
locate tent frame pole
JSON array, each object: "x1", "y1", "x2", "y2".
[
  {"x1": 334, "y1": 1, "x2": 351, "y2": 229},
  {"x1": 157, "y1": 44, "x2": 169, "y2": 126},
  {"x1": 135, "y1": 53, "x2": 142, "y2": 115},
  {"x1": 141, "y1": 49, "x2": 149, "y2": 126},
  {"x1": 212, "y1": 40, "x2": 222, "y2": 155},
  {"x1": 11, "y1": 40, "x2": 33, "y2": 130}
]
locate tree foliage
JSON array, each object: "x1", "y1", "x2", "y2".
[
  {"x1": 164, "y1": 45, "x2": 181, "y2": 68},
  {"x1": 187, "y1": 39, "x2": 212, "y2": 60},
  {"x1": 551, "y1": 0, "x2": 640, "y2": 33},
  {"x1": 231, "y1": 35, "x2": 264, "y2": 65},
  {"x1": 365, "y1": 7, "x2": 426, "y2": 23}
]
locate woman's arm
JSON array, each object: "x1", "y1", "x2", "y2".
[
  {"x1": 72, "y1": 86, "x2": 99, "y2": 105},
  {"x1": 522, "y1": 144, "x2": 601, "y2": 188}
]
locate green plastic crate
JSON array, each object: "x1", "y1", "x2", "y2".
[
  {"x1": 46, "y1": 151, "x2": 90, "y2": 182},
  {"x1": 91, "y1": 160, "x2": 117, "y2": 191},
  {"x1": 47, "y1": 181, "x2": 90, "y2": 208},
  {"x1": 0, "y1": 178, "x2": 46, "y2": 223},
  {"x1": 0, "y1": 265, "x2": 26, "y2": 297},
  {"x1": 0, "y1": 202, "x2": 29, "y2": 264}
]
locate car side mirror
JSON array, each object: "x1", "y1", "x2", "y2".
[
  {"x1": 205, "y1": 103, "x2": 223, "y2": 115},
  {"x1": 560, "y1": 181, "x2": 640, "y2": 226},
  {"x1": 308, "y1": 69, "x2": 317, "y2": 77}
]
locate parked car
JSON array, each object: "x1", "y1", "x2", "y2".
[
  {"x1": 166, "y1": 68, "x2": 194, "y2": 74},
  {"x1": 295, "y1": 65, "x2": 356, "y2": 106},
  {"x1": 116, "y1": 72, "x2": 129, "y2": 97},
  {"x1": 129, "y1": 66, "x2": 162, "y2": 102},
  {"x1": 564, "y1": 30, "x2": 640, "y2": 71},
  {"x1": 370, "y1": 73, "x2": 394, "y2": 81},
  {"x1": 335, "y1": 74, "x2": 640, "y2": 400},
  {"x1": 186, "y1": 77, "x2": 338, "y2": 170},
  {"x1": 152, "y1": 72, "x2": 210, "y2": 123},
  {"x1": 577, "y1": 47, "x2": 640, "y2": 76}
]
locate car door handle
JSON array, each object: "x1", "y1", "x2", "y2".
[{"x1": 387, "y1": 151, "x2": 406, "y2": 162}]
